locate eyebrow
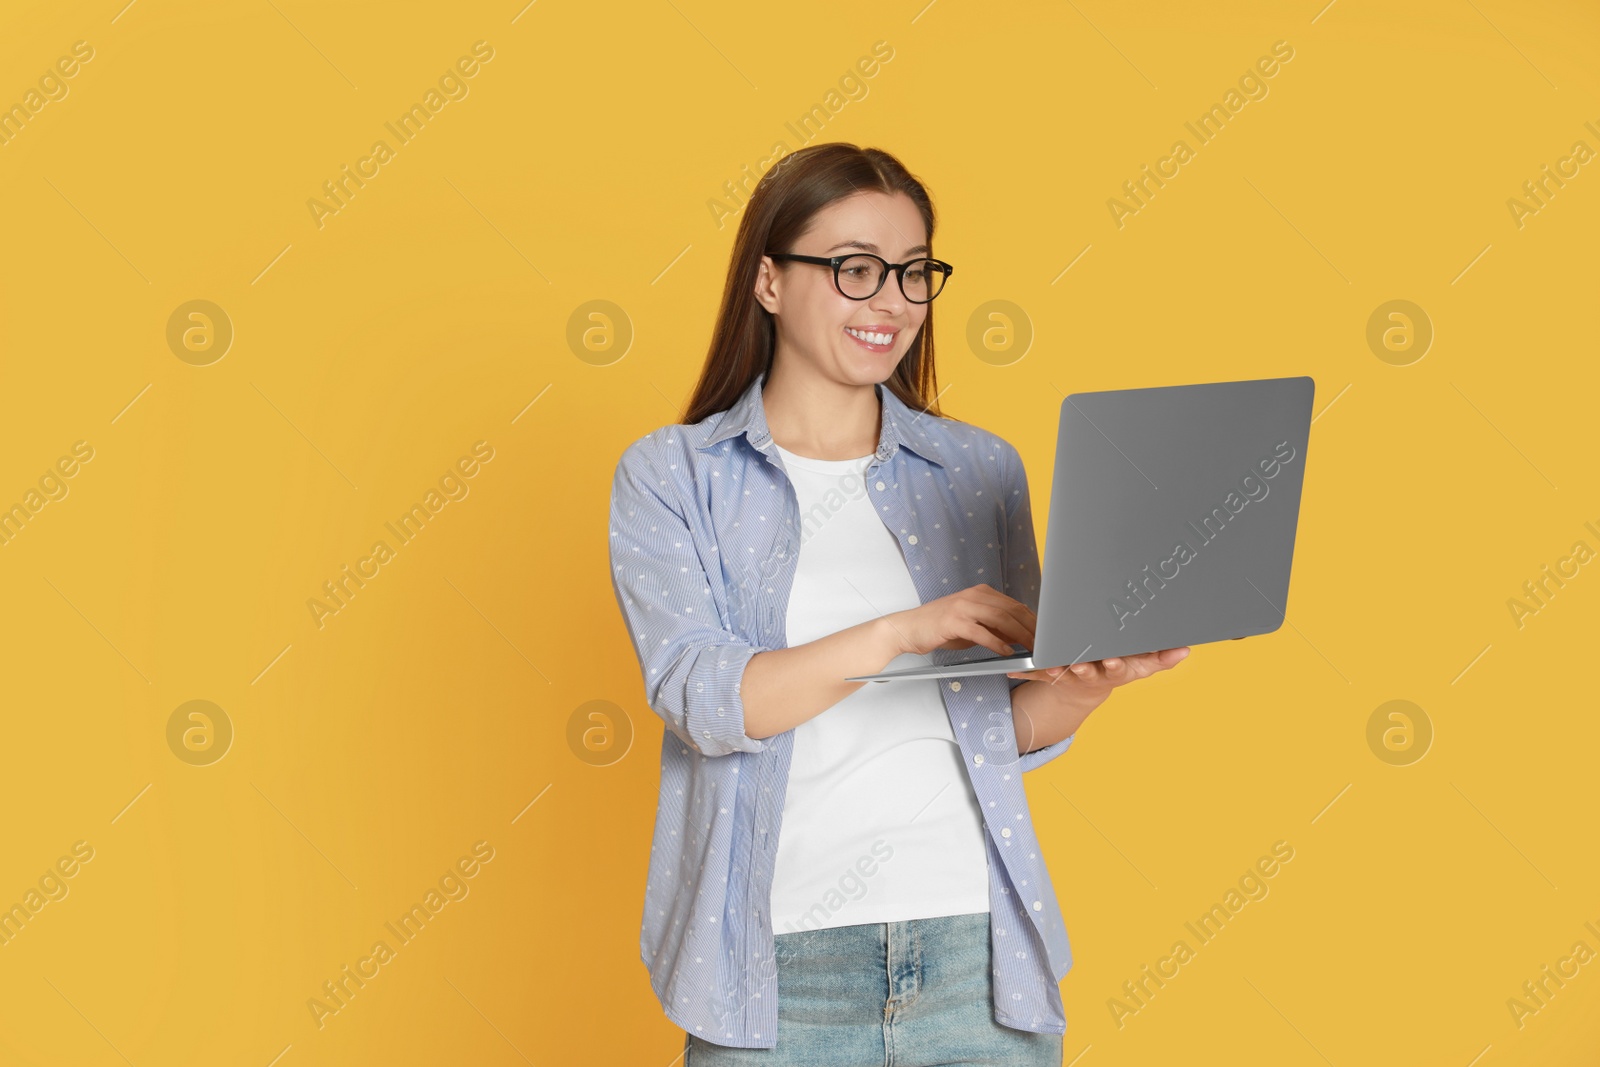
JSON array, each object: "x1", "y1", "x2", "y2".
[{"x1": 826, "y1": 239, "x2": 932, "y2": 257}]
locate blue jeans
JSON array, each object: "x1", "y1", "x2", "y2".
[{"x1": 684, "y1": 911, "x2": 1063, "y2": 1066}]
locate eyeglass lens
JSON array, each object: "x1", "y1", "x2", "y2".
[{"x1": 837, "y1": 255, "x2": 947, "y2": 302}]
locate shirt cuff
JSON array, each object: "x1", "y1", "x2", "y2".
[
  {"x1": 682, "y1": 641, "x2": 770, "y2": 757},
  {"x1": 1017, "y1": 732, "x2": 1074, "y2": 773}
]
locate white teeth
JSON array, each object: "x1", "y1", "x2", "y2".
[{"x1": 846, "y1": 327, "x2": 895, "y2": 346}]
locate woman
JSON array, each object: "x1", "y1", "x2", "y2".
[{"x1": 608, "y1": 142, "x2": 1189, "y2": 1065}]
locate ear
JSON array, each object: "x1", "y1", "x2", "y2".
[{"x1": 752, "y1": 255, "x2": 782, "y2": 315}]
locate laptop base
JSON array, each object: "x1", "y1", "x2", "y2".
[{"x1": 845, "y1": 652, "x2": 1041, "y2": 683}]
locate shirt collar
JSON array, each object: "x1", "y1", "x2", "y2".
[{"x1": 695, "y1": 370, "x2": 946, "y2": 468}]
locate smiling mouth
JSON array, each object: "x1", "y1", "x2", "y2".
[{"x1": 844, "y1": 326, "x2": 898, "y2": 351}]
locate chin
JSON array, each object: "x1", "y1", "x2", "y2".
[{"x1": 842, "y1": 357, "x2": 900, "y2": 385}]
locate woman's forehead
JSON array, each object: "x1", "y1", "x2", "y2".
[{"x1": 801, "y1": 192, "x2": 928, "y2": 254}]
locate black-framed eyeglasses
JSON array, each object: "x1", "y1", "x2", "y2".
[{"x1": 766, "y1": 252, "x2": 953, "y2": 303}]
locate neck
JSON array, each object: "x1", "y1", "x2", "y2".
[{"x1": 761, "y1": 359, "x2": 882, "y2": 460}]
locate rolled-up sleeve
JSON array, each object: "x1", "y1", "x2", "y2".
[
  {"x1": 1000, "y1": 440, "x2": 1075, "y2": 772},
  {"x1": 609, "y1": 438, "x2": 771, "y2": 758},
  {"x1": 1017, "y1": 729, "x2": 1074, "y2": 773}
]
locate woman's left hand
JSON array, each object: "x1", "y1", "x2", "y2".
[{"x1": 1007, "y1": 646, "x2": 1191, "y2": 691}]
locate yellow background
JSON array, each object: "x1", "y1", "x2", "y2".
[{"x1": 1, "y1": 0, "x2": 1596, "y2": 1063}]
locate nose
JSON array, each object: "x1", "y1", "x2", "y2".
[{"x1": 868, "y1": 272, "x2": 909, "y2": 317}]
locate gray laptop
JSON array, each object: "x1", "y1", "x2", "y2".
[{"x1": 846, "y1": 375, "x2": 1315, "y2": 682}]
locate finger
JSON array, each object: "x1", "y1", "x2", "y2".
[
  {"x1": 978, "y1": 597, "x2": 1036, "y2": 651},
  {"x1": 1068, "y1": 660, "x2": 1102, "y2": 683},
  {"x1": 1094, "y1": 657, "x2": 1136, "y2": 685},
  {"x1": 968, "y1": 580, "x2": 1033, "y2": 610},
  {"x1": 1112, "y1": 648, "x2": 1187, "y2": 681},
  {"x1": 1154, "y1": 646, "x2": 1191, "y2": 667},
  {"x1": 960, "y1": 613, "x2": 1021, "y2": 657},
  {"x1": 967, "y1": 586, "x2": 1038, "y2": 646},
  {"x1": 959, "y1": 621, "x2": 1017, "y2": 658},
  {"x1": 1100, "y1": 657, "x2": 1131, "y2": 684},
  {"x1": 972, "y1": 603, "x2": 1035, "y2": 654},
  {"x1": 994, "y1": 590, "x2": 1039, "y2": 634},
  {"x1": 1011, "y1": 607, "x2": 1039, "y2": 648}
]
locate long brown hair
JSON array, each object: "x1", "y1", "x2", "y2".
[{"x1": 682, "y1": 143, "x2": 949, "y2": 426}]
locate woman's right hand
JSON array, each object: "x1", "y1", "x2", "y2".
[{"x1": 883, "y1": 583, "x2": 1037, "y2": 659}]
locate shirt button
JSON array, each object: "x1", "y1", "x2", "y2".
[
  {"x1": 875, "y1": 480, "x2": 886, "y2": 491},
  {"x1": 908, "y1": 535, "x2": 919, "y2": 545},
  {"x1": 1032, "y1": 900, "x2": 1043, "y2": 911},
  {"x1": 973, "y1": 753, "x2": 984, "y2": 765},
  {"x1": 950, "y1": 681, "x2": 961, "y2": 692},
  {"x1": 1001, "y1": 827, "x2": 1012, "y2": 838}
]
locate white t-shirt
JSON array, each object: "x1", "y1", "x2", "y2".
[{"x1": 766, "y1": 442, "x2": 990, "y2": 934}]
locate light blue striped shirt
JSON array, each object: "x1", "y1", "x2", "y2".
[{"x1": 608, "y1": 370, "x2": 1076, "y2": 1048}]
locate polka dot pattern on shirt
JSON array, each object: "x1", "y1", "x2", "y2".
[{"x1": 608, "y1": 372, "x2": 1076, "y2": 1048}]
